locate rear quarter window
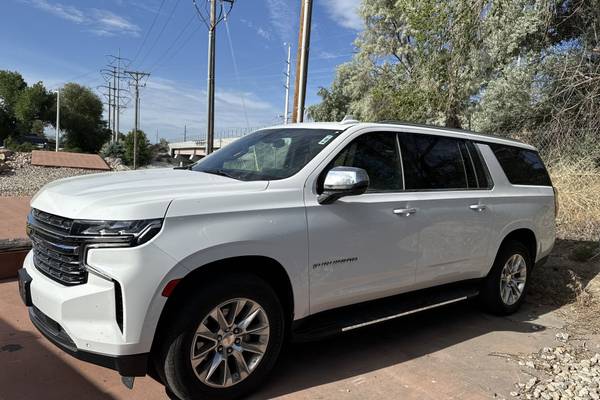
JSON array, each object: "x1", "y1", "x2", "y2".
[{"x1": 489, "y1": 144, "x2": 552, "y2": 186}]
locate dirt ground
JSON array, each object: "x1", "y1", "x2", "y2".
[{"x1": 0, "y1": 239, "x2": 598, "y2": 400}]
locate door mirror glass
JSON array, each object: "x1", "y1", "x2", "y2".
[{"x1": 318, "y1": 167, "x2": 369, "y2": 204}]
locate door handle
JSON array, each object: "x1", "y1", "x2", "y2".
[
  {"x1": 393, "y1": 208, "x2": 417, "y2": 216},
  {"x1": 469, "y1": 204, "x2": 487, "y2": 212}
]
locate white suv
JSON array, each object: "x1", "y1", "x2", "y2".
[{"x1": 18, "y1": 121, "x2": 556, "y2": 399}]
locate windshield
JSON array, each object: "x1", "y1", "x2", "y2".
[{"x1": 192, "y1": 128, "x2": 343, "y2": 181}]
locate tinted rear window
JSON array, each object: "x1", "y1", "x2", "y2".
[
  {"x1": 399, "y1": 133, "x2": 468, "y2": 190},
  {"x1": 490, "y1": 144, "x2": 552, "y2": 186}
]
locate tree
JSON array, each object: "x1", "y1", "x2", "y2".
[
  {"x1": 310, "y1": 0, "x2": 551, "y2": 128},
  {"x1": 14, "y1": 82, "x2": 53, "y2": 133},
  {"x1": 58, "y1": 83, "x2": 110, "y2": 153},
  {"x1": 0, "y1": 105, "x2": 15, "y2": 142},
  {"x1": 123, "y1": 130, "x2": 152, "y2": 167},
  {"x1": 0, "y1": 71, "x2": 26, "y2": 114},
  {"x1": 0, "y1": 70, "x2": 26, "y2": 140}
]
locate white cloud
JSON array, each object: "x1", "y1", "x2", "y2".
[
  {"x1": 117, "y1": 77, "x2": 278, "y2": 140},
  {"x1": 22, "y1": 0, "x2": 141, "y2": 37},
  {"x1": 321, "y1": 0, "x2": 363, "y2": 31},
  {"x1": 264, "y1": 0, "x2": 296, "y2": 43},
  {"x1": 240, "y1": 18, "x2": 272, "y2": 41}
]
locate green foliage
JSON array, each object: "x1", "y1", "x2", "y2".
[
  {"x1": 0, "y1": 71, "x2": 26, "y2": 113},
  {"x1": 3, "y1": 136, "x2": 35, "y2": 152},
  {"x1": 59, "y1": 83, "x2": 110, "y2": 153},
  {"x1": 0, "y1": 106, "x2": 15, "y2": 141},
  {"x1": 14, "y1": 82, "x2": 53, "y2": 133},
  {"x1": 123, "y1": 130, "x2": 152, "y2": 167},
  {"x1": 309, "y1": 0, "x2": 560, "y2": 129},
  {"x1": 31, "y1": 120, "x2": 45, "y2": 136},
  {"x1": 100, "y1": 141, "x2": 125, "y2": 159},
  {"x1": 0, "y1": 71, "x2": 26, "y2": 140}
]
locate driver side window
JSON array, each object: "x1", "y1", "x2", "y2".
[{"x1": 327, "y1": 132, "x2": 403, "y2": 192}]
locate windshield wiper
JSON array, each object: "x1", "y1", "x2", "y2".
[{"x1": 201, "y1": 169, "x2": 240, "y2": 180}]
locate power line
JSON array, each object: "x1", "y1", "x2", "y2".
[
  {"x1": 147, "y1": 13, "x2": 196, "y2": 72},
  {"x1": 224, "y1": 14, "x2": 249, "y2": 128},
  {"x1": 129, "y1": 0, "x2": 167, "y2": 67},
  {"x1": 150, "y1": 24, "x2": 202, "y2": 72},
  {"x1": 138, "y1": 0, "x2": 182, "y2": 68}
]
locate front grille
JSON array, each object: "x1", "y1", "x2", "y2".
[
  {"x1": 32, "y1": 208, "x2": 73, "y2": 234},
  {"x1": 28, "y1": 209, "x2": 88, "y2": 286}
]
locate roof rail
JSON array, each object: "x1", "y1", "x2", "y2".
[{"x1": 340, "y1": 115, "x2": 359, "y2": 124}]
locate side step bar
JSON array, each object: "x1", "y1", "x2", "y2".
[{"x1": 292, "y1": 280, "x2": 480, "y2": 342}]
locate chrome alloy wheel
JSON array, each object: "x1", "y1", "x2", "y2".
[
  {"x1": 189, "y1": 298, "x2": 270, "y2": 388},
  {"x1": 499, "y1": 254, "x2": 527, "y2": 306}
]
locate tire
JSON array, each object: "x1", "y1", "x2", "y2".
[
  {"x1": 156, "y1": 273, "x2": 285, "y2": 400},
  {"x1": 480, "y1": 240, "x2": 532, "y2": 315}
]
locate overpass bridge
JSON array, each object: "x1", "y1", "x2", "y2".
[{"x1": 168, "y1": 137, "x2": 241, "y2": 159}]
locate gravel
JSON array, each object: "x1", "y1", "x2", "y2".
[
  {"x1": 0, "y1": 152, "x2": 105, "y2": 197},
  {"x1": 511, "y1": 340, "x2": 600, "y2": 399}
]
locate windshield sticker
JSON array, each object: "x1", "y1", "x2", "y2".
[{"x1": 318, "y1": 135, "x2": 334, "y2": 145}]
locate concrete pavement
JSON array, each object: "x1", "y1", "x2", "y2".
[{"x1": 0, "y1": 278, "x2": 568, "y2": 400}]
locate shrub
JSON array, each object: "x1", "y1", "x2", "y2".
[
  {"x1": 123, "y1": 130, "x2": 151, "y2": 167},
  {"x1": 100, "y1": 141, "x2": 125, "y2": 159},
  {"x1": 3, "y1": 136, "x2": 35, "y2": 152}
]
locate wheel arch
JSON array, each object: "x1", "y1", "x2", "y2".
[
  {"x1": 498, "y1": 228, "x2": 537, "y2": 263},
  {"x1": 151, "y1": 255, "x2": 295, "y2": 353}
]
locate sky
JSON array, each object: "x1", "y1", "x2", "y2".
[{"x1": 0, "y1": 0, "x2": 363, "y2": 142}]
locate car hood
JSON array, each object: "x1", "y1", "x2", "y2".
[{"x1": 31, "y1": 168, "x2": 269, "y2": 220}]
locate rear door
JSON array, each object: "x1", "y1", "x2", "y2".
[{"x1": 398, "y1": 133, "x2": 494, "y2": 286}]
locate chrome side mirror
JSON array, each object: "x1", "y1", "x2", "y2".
[{"x1": 318, "y1": 167, "x2": 369, "y2": 204}]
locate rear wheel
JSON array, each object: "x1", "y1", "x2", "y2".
[
  {"x1": 157, "y1": 274, "x2": 285, "y2": 400},
  {"x1": 480, "y1": 240, "x2": 532, "y2": 315}
]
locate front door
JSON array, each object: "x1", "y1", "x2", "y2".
[{"x1": 305, "y1": 132, "x2": 421, "y2": 314}]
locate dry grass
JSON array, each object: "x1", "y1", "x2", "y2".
[
  {"x1": 528, "y1": 240, "x2": 600, "y2": 334},
  {"x1": 548, "y1": 159, "x2": 600, "y2": 242}
]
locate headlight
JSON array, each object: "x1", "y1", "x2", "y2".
[{"x1": 71, "y1": 218, "x2": 163, "y2": 246}]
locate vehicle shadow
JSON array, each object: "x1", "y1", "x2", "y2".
[
  {"x1": 251, "y1": 238, "x2": 599, "y2": 399},
  {"x1": 0, "y1": 281, "x2": 118, "y2": 400}
]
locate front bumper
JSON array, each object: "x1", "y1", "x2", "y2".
[
  {"x1": 20, "y1": 241, "x2": 186, "y2": 372},
  {"x1": 28, "y1": 302, "x2": 149, "y2": 376},
  {"x1": 19, "y1": 264, "x2": 149, "y2": 376}
]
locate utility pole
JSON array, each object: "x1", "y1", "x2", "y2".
[
  {"x1": 107, "y1": 81, "x2": 112, "y2": 139},
  {"x1": 193, "y1": 0, "x2": 236, "y2": 155},
  {"x1": 284, "y1": 43, "x2": 292, "y2": 124},
  {"x1": 207, "y1": 0, "x2": 216, "y2": 155},
  {"x1": 125, "y1": 70, "x2": 150, "y2": 170},
  {"x1": 292, "y1": 0, "x2": 313, "y2": 123},
  {"x1": 184, "y1": 124, "x2": 187, "y2": 141},
  {"x1": 116, "y1": 49, "x2": 122, "y2": 141},
  {"x1": 112, "y1": 66, "x2": 117, "y2": 141},
  {"x1": 55, "y1": 89, "x2": 60, "y2": 152},
  {"x1": 156, "y1": 128, "x2": 159, "y2": 144}
]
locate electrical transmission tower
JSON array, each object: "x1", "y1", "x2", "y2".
[
  {"x1": 124, "y1": 70, "x2": 150, "y2": 170},
  {"x1": 193, "y1": 0, "x2": 236, "y2": 155},
  {"x1": 107, "y1": 51, "x2": 130, "y2": 141}
]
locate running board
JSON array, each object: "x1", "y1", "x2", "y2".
[{"x1": 291, "y1": 280, "x2": 480, "y2": 342}]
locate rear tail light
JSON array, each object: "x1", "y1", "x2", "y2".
[{"x1": 553, "y1": 187, "x2": 559, "y2": 218}]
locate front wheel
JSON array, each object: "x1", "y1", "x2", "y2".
[
  {"x1": 157, "y1": 274, "x2": 285, "y2": 400},
  {"x1": 480, "y1": 240, "x2": 532, "y2": 315}
]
